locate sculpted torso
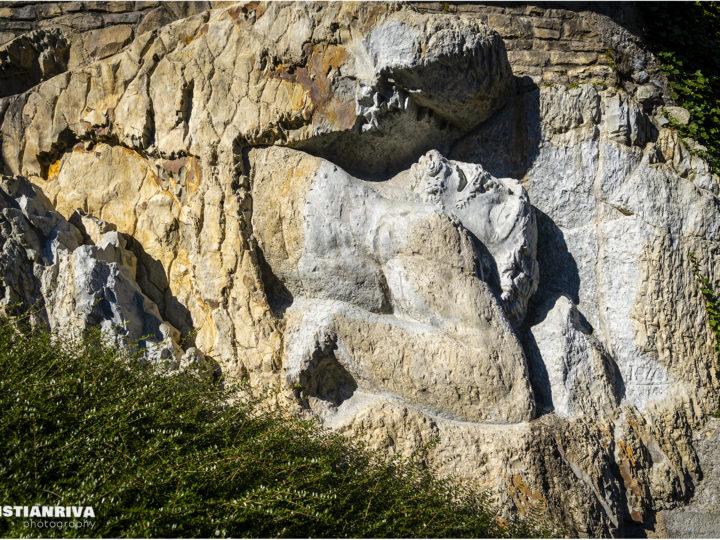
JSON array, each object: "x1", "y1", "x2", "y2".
[{"x1": 251, "y1": 147, "x2": 539, "y2": 423}]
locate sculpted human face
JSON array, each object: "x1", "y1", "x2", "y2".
[{"x1": 409, "y1": 150, "x2": 538, "y2": 323}]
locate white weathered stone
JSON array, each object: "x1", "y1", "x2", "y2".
[
  {"x1": 0, "y1": 2, "x2": 719, "y2": 536},
  {"x1": 530, "y1": 295, "x2": 619, "y2": 418},
  {"x1": 0, "y1": 175, "x2": 185, "y2": 366},
  {"x1": 665, "y1": 105, "x2": 691, "y2": 126}
]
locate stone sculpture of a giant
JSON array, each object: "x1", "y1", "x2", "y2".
[
  {"x1": 0, "y1": 2, "x2": 718, "y2": 536},
  {"x1": 252, "y1": 147, "x2": 539, "y2": 423}
]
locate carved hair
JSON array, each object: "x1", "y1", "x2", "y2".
[{"x1": 410, "y1": 150, "x2": 538, "y2": 323}]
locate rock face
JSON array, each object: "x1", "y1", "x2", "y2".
[
  {"x1": 656, "y1": 417, "x2": 720, "y2": 537},
  {"x1": 0, "y1": 2, "x2": 718, "y2": 537},
  {"x1": 0, "y1": 175, "x2": 181, "y2": 361},
  {"x1": 252, "y1": 146, "x2": 537, "y2": 423}
]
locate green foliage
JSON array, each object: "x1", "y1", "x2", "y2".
[
  {"x1": 690, "y1": 252, "x2": 720, "y2": 360},
  {"x1": 0, "y1": 317, "x2": 552, "y2": 538},
  {"x1": 641, "y1": 2, "x2": 720, "y2": 171},
  {"x1": 604, "y1": 49, "x2": 615, "y2": 69}
]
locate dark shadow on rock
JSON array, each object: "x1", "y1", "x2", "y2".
[
  {"x1": 119, "y1": 234, "x2": 195, "y2": 346},
  {"x1": 520, "y1": 209, "x2": 581, "y2": 416},
  {"x1": 68, "y1": 220, "x2": 196, "y2": 349},
  {"x1": 520, "y1": 207, "x2": 628, "y2": 417},
  {"x1": 255, "y1": 243, "x2": 293, "y2": 318},
  {"x1": 298, "y1": 340, "x2": 358, "y2": 408},
  {"x1": 0, "y1": 29, "x2": 70, "y2": 99},
  {"x1": 600, "y1": 450, "x2": 651, "y2": 539},
  {"x1": 612, "y1": 351, "x2": 627, "y2": 405},
  {"x1": 239, "y1": 142, "x2": 294, "y2": 318},
  {"x1": 450, "y1": 75, "x2": 541, "y2": 180},
  {"x1": 528, "y1": 208, "x2": 581, "y2": 324},
  {"x1": 521, "y1": 323, "x2": 554, "y2": 415},
  {"x1": 293, "y1": 103, "x2": 459, "y2": 181},
  {"x1": 461, "y1": 228, "x2": 501, "y2": 299},
  {"x1": 616, "y1": 510, "x2": 654, "y2": 539},
  {"x1": 447, "y1": 76, "x2": 553, "y2": 413}
]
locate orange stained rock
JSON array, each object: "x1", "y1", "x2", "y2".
[
  {"x1": 226, "y1": 1, "x2": 266, "y2": 26},
  {"x1": 617, "y1": 460, "x2": 644, "y2": 499},
  {"x1": 268, "y1": 44, "x2": 356, "y2": 132},
  {"x1": 495, "y1": 516, "x2": 509, "y2": 529},
  {"x1": 617, "y1": 439, "x2": 637, "y2": 467},
  {"x1": 510, "y1": 474, "x2": 547, "y2": 503},
  {"x1": 163, "y1": 155, "x2": 202, "y2": 193},
  {"x1": 182, "y1": 23, "x2": 208, "y2": 45},
  {"x1": 46, "y1": 159, "x2": 62, "y2": 181}
]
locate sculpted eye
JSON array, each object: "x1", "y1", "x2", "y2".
[
  {"x1": 427, "y1": 159, "x2": 441, "y2": 177},
  {"x1": 455, "y1": 168, "x2": 467, "y2": 191}
]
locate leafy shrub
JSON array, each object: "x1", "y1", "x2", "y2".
[
  {"x1": 0, "y1": 317, "x2": 550, "y2": 538},
  {"x1": 640, "y1": 3, "x2": 720, "y2": 171}
]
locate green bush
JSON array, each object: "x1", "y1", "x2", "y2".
[
  {"x1": 0, "y1": 317, "x2": 550, "y2": 538},
  {"x1": 641, "y1": 2, "x2": 720, "y2": 172}
]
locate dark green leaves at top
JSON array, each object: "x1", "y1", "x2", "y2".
[{"x1": 641, "y1": 2, "x2": 720, "y2": 172}]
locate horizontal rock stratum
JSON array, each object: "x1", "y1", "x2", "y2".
[{"x1": 0, "y1": 2, "x2": 719, "y2": 536}]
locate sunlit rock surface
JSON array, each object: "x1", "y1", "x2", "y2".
[{"x1": 0, "y1": 2, "x2": 719, "y2": 536}]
